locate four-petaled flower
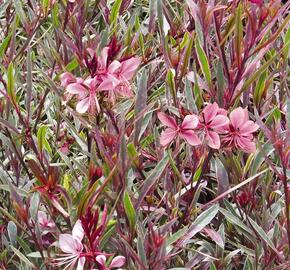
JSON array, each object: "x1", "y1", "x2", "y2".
[
  {"x1": 61, "y1": 46, "x2": 140, "y2": 113},
  {"x1": 158, "y1": 112, "x2": 201, "y2": 147},
  {"x1": 56, "y1": 220, "x2": 86, "y2": 270},
  {"x1": 198, "y1": 102, "x2": 229, "y2": 149},
  {"x1": 37, "y1": 211, "x2": 55, "y2": 231},
  {"x1": 223, "y1": 107, "x2": 259, "y2": 153}
]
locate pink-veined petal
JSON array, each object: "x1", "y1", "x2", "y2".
[
  {"x1": 98, "y1": 77, "x2": 118, "y2": 91},
  {"x1": 180, "y1": 130, "x2": 201, "y2": 146},
  {"x1": 217, "y1": 108, "x2": 227, "y2": 116},
  {"x1": 120, "y1": 57, "x2": 141, "y2": 80},
  {"x1": 76, "y1": 98, "x2": 89, "y2": 114},
  {"x1": 239, "y1": 121, "x2": 259, "y2": 135},
  {"x1": 210, "y1": 115, "x2": 229, "y2": 129},
  {"x1": 206, "y1": 131, "x2": 221, "y2": 149},
  {"x1": 59, "y1": 234, "x2": 82, "y2": 254},
  {"x1": 236, "y1": 137, "x2": 256, "y2": 153},
  {"x1": 95, "y1": 255, "x2": 106, "y2": 266},
  {"x1": 77, "y1": 257, "x2": 86, "y2": 270},
  {"x1": 157, "y1": 112, "x2": 177, "y2": 129},
  {"x1": 72, "y1": 220, "x2": 84, "y2": 242},
  {"x1": 203, "y1": 102, "x2": 218, "y2": 123},
  {"x1": 99, "y1": 47, "x2": 109, "y2": 70},
  {"x1": 66, "y1": 83, "x2": 87, "y2": 94},
  {"x1": 108, "y1": 60, "x2": 121, "y2": 74},
  {"x1": 181, "y1": 114, "x2": 199, "y2": 130},
  {"x1": 230, "y1": 107, "x2": 248, "y2": 129},
  {"x1": 60, "y1": 72, "x2": 76, "y2": 87},
  {"x1": 109, "y1": 256, "x2": 126, "y2": 268},
  {"x1": 160, "y1": 128, "x2": 177, "y2": 147}
]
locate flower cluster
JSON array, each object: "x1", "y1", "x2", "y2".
[
  {"x1": 60, "y1": 46, "x2": 140, "y2": 114},
  {"x1": 56, "y1": 219, "x2": 125, "y2": 270},
  {"x1": 158, "y1": 103, "x2": 259, "y2": 153}
]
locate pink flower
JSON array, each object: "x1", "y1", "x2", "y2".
[
  {"x1": 249, "y1": 0, "x2": 263, "y2": 6},
  {"x1": 198, "y1": 103, "x2": 229, "y2": 149},
  {"x1": 223, "y1": 107, "x2": 259, "y2": 153},
  {"x1": 95, "y1": 255, "x2": 126, "y2": 270},
  {"x1": 158, "y1": 112, "x2": 201, "y2": 147},
  {"x1": 60, "y1": 72, "x2": 83, "y2": 88},
  {"x1": 62, "y1": 46, "x2": 140, "y2": 112},
  {"x1": 55, "y1": 220, "x2": 86, "y2": 270},
  {"x1": 37, "y1": 211, "x2": 55, "y2": 230},
  {"x1": 98, "y1": 56, "x2": 141, "y2": 102},
  {"x1": 66, "y1": 78, "x2": 103, "y2": 114}
]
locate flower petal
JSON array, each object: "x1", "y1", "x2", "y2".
[
  {"x1": 76, "y1": 98, "x2": 89, "y2": 114},
  {"x1": 210, "y1": 115, "x2": 229, "y2": 130},
  {"x1": 98, "y1": 77, "x2": 118, "y2": 91},
  {"x1": 59, "y1": 234, "x2": 82, "y2": 254},
  {"x1": 77, "y1": 257, "x2": 86, "y2": 270},
  {"x1": 203, "y1": 102, "x2": 218, "y2": 123},
  {"x1": 239, "y1": 121, "x2": 259, "y2": 135},
  {"x1": 95, "y1": 255, "x2": 106, "y2": 266},
  {"x1": 72, "y1": 220, "x2": 84, "y2": 242},
  {"x1": 236, "y1": 137, "x2": 256, "y2": 153},
  {"x1": 160, "y1": 128, "x2": 177, "y2": 147},
  {"x1": 157, "y1": 112, "x2": 177, "y2": 129},
  {"x1": 66, "y1": 83, "x2": 87, "y2": 94},
  {"x1": 109, "y1": 256, "x2": 126, "y2": 268},
  {"x1": 108, "y1": 60, "x2": 121, "y2": 74},
  {"x1": 206, "y1": 131, "x2": 221, "y2": 149},
  {"x1": 120, "y1": 57, "x2": 141, "y2": 80},
  {"x1": 180, "y1": 130, "x2": 201, "y2": 146},
  {"x1": 99, "y1": 47, "x2": 109, "y2": 70},
  {"x1": 230, "y1": 107, "x2": 248, "y2": 129},
  {"x1": 60, "y1": 72, "x2": 76, "y2": 87},
  {"x1": 181, "y1": 114, "x2": 199, "y2": 130}
]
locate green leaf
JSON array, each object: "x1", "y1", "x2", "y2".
[
  {"x1": 166, "y1": 68, "x2": 177, "y2": 105},
  {"x1": 219, "y1": 207, "x2": 254, "y2": 235},
  {"x1": 178, "y1": 205, "x2": 219, "y2": 246},
  {"x1": 14, "y1": 0, "x2": 27, "y2": 28},
  {"x1": 0, "y1": 33, "x2": 11, "y2": 60},
  {"x1": 248, "y1": 216, "x2": 281, "y2": 256},
  {"x1": 65, "y1": 58, "x2": 79, "y2": 72},
  {"x1": 134, "y1": 69, "x2": 148, "y2": 144},
  {"x1": 37, "y1": 125, "x2": 48, "y2": 153},
  {"x1": 29, "y1": 192, "x2": 40, "y2": 221},
  {"x1": 26, "y1": 48, "x2": 32, "y2": 120},
  {"x1": 286, "y1": 97, "x2": 290, "y2": 129},
  {"x1": 235, "y1": 3, "x2": 243, "y2": 68},
  {"x1": 123, "y1": 190, "x2": 136, "y2": 233},
  {"x1": 10, "y1": 246, "x2": 36, "y2": 269},
  {"x1": 16, "y1": 236, "x2": 32, "y2": 255},
  {"x1": 137, "y1": 234, "x2": 148, "y2": 267},
  {"x1": 185, "y1": 78, "x2": 197, "y2": 113},
  {"x1": 8, "y1": 221, "x2": 17, "y2": 246},
  {"x1": 195, "y1": 37, "x2": 212, "y2": 89},
  {"x1": 253, "y1": 70, "x2": 267, "y2": 106},
  {"x1": 100, "y1": 220, "x2": 117, "y2": 249},
  {"x1": 136, "y1": 153, "x2": 169, "y2": 208},
  {"x1": 7, "y1": 62, "x2": 17, "y2": 106},
  {"x1": 110, "y1": 0, "x2": 122, "y2": 28}
]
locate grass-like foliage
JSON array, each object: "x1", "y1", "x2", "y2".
[{"x1": 0, "y1": 0, "x2": 289, "y2": 269}]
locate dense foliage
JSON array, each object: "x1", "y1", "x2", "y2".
[{"x1": 0, "y1": 0, "x2": 289, "y2": 269}]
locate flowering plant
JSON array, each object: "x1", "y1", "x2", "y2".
[{"x1": 0, "y1": 0, "x2": 289, "y2": 269}]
